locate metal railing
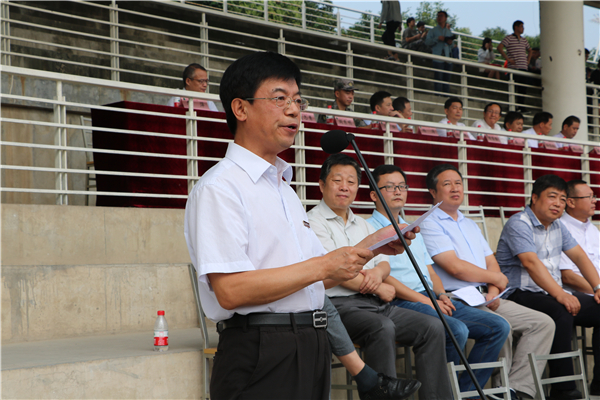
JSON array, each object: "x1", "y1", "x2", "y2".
[
  {"x1": 1, "y1": 0, "x2": 552, "y2": 126},
  {"x1": 2, "y1": 66, "x2": 599, "y2": 216}
]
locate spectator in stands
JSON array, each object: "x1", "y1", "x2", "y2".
[
  {"x1": 497, "y1": 21, "x2": 532, "y2": 112},
  {"x1": 420, "y1": 164, "x2": 556, "y2": 400},
  {"x1": 478, "y1": 37, "x2": 500, "y2": 79},
  {"x1": 401, "y1": 17, "x2": 427, "y2": 51},
  {"x1": 425, "y1": 11, "x2": 454, "y2": 94},
  {"x1": 560, "y1": 180, "x2": 600, "y2": 397},
  {"x1": 307, "y1": 154, "x2": 453, "y2": 400},
  {"x1": 366, "y1": 164, "x2": 510, "y2": 394},
  {"x1": 528, "y1": 47, "x2": 541, "y2": 74},
  {"x1": 496, "y1": 174, "x2": 600, "y2": 400},
  {"x1": 450, "y1": 37, "x2": 460, "y2": 60},
  {"x1": 521, "y1": 111, "x2": 553, "y2": 149},
  {"x1": 378, "y1": 0, "x2": 402, "y2": 61},
  {"x1": 590, "y1": 59, "x2": 600, "y2": 85},
  {"x1": 185, "y1": 51, "x2": 420, "y2": 400},
  {"x1": 416, "y1": 21, "x2": 430, "y2": 52},
  {"x1": 393, "y1": 96, "x2": 412, "y2": 131},
  {"x1": 472, "y1": 102, "x2": 507, "y2": 144},
  {"x1": 318, "y1": 79, "x2": 366, "y2": 127},
  {"x1": 370, "y1": 91, "x2": 402, "y2": 131},
  {"x1": 167, "y1": 63, "x2": 218, "y2": 111},
  {"x1": 554, "y1": 116, "x2": 580, "y2": 148},
  {"x1": 503, "y1": 111, "x2": 524, "y2": 133},
  {"x1": 436, "y1": 97, "x2": 475, "y2": 139}
]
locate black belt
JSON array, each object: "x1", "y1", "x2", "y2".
[{"x1": 217, "y1": 311, "x2": 328, "y2": 333}]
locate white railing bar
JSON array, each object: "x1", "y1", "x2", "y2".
[{"x1": 0, "y1": 187, "x2": 189, "y2": 199}]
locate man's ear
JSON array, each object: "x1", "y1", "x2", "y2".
[
  {"x1": 318, "y1": 179, "x2": 325, "y2": 194},
  {"x1": 370, "y1": 190, "x2": 379, "y2": 203},
  {"x1": 566, "y1": 197, "x2": 576, "y2": 210},
  {"x1": 428, "y1": 188, "x2": 436, "y2": 199},
  {"x1": 531, "y1": 193, "x2": 539, "y2": 206},
  {"x1": 230, "y1": 98, "x2": 247, "y2": 123}
]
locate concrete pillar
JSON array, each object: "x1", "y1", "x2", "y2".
[{"x1": 539, "y1": 1, "x2": 588, "y2": 140}]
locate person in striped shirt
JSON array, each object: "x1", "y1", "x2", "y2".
[{"x1": 497, "y1": 21, "x2": 533, "y2": 112}]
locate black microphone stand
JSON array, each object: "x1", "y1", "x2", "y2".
[{"x1": 344, "y1": 133, "x2": 487, "y2": 400}]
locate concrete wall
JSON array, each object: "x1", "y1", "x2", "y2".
[{"x1": 1, "y1": 203, "x2": 195, "y2": 344}]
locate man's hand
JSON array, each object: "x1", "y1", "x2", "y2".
[
  {"x1": 594, "y1": 289, "x2": 600, "y2": 304},
  {"x1": 375, "y1": 282, "x2": 396, "y2": 303},
  {"x1": 358, "y1": 269, "x2": 383, "y2": 294},
  {"x1": 323, "y1": 246, "x2": 372, "y2": 282},
  {"x1": 507, "y1": 58, "x2": 516, "y2": 65},
  {"x1": 492, "y1": 271, "x2": 509, "y2": 291},
  {"x1": 438, "y1": 35, "x2": 445, "y2": 41},
  {"x1": 485, "y1": 293, "x2": 501, "y2": 311},
  {"x1": 435, "y1": 294, "x2": 456, "y2": 316},
  {"x1": 556, "y1": 292, "x2": 581, "y2": 316},
  {"x1": 389, "y1": 110, "x2": 403, "y2": 118}
]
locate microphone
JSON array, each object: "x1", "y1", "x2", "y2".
[
  {"x1": 320, "y1": 130, "x2": 355, "y2": 154},
  {"x1": 320, "y1": 129, "x2": 488, "y2": 400}
]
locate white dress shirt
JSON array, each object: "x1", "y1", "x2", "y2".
[
  {"x1": 521, "y1": 127, "x2": 540, "y2": 148},
  {"x1": 553, "y1": 132, "x2": 567, "y2": 149},
  {"x1": 167, "y1": 88, "x2": 219, "y2": 111},
  {"x1": 437, "y1": 117, "x2": 475, "y2": 140},
  {"x1": 472, "y1": 119, "x2": 508, "y2": 144},
  {"x1": 184, "y1": 143, "x2": 326, "y2": 321},
  {"x1": 559, "y1": 212, "x2": 600, "y2": 279},
  {"x1": 307, "y1": 200, "x2": 388, "y2": 297}
]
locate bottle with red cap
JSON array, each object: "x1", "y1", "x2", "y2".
[
  {"x1": 154, "y1": 310, "x2": 169, "y2": 351},
  {"x1": 326, "y1": 105, "x2": 334, "y2": 124}
]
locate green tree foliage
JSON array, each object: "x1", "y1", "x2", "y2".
[
  {"x1": 525, "y1": 35, "x2": 540, "y2": 49},
  {"x1": 411, "y1": 1, "x2": 457, "y2": 28},
  {"x1": 341, "y1": 9, "x2": 380, "y2": 40},
  {"x1": 481, "y1": 26, "x2": 508, "y2": 41}
]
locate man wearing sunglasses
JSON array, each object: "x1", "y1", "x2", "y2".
[{"x1": 167, "y1": 63, "x2": 219, "y2": 111}]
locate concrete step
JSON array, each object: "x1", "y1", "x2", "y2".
[{"x1": 1, "y1": 328, "x2": 207, "y2": 399}]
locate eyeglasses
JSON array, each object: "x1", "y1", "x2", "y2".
[
  {"x1": 569, "y1": 194, "x2": 597, "y2": 201},
  {"x1": 378, "y1": 184, "x2": 409, "y2": 192},
  {"x1": 243, "y1": 96, "x2": 309, "y2": 111},
  {"x1": 191, "y1": 79, "x2": 209, "y2": 84}
]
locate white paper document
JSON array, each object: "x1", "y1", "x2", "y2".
[
  {"x1": 451, "y1": 286, "x2": 512, "y2": 307},
  {"x1": 367, "y1": 202, "x2": 443, "y2": 251}
]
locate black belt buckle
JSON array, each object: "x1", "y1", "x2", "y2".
[{"x1": 312, "y1": 311, "x2": 327, "y2": 329}]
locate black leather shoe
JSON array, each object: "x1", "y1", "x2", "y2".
[
  {"x1": 548, "y1": 388, "x2": 582, "y2": 400},
  {"x1": 359, "y1": 373, "x2": 421, "y2": 400}
]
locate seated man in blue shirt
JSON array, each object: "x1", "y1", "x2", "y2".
[
  {"x1": 366, "y1": 164, "x2": 510, "y2": 393},
  {"x1": 419, "y1": 163, "x2": 555, "y2": 400},
  {"x1": 497, "y1": 174, "x2": 600, "y2": 400}
]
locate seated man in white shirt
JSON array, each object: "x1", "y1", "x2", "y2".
[
  {"x1": 521, "y1": 111, "x2": 552, "y2": 149},
  {"x1": 503, "y1": 111, "x2": 524, "y2": 133},
  {"x1": 437, "y1": 97, "x2": 475, "y2": 140},
  {"x1": 184, "y1": 51, "x2": 419, "y2": 400},
  {"x1": 369, "y1": 91, "x2": 403, "y2": 131},
  {"x1": 560, "y1": 180, "x2": 600, "y2": 396},
  {"x1": 167, "y1": 63, "x2": 219, "y2": 111},
  {"x1": 308, "y1": 154, "x2": 453, "y2": 400},
  {"x1": 553, "y1": 115, "x2": 580, "y2": 149},
  {"x1": 392, "y1": 96, "x2": 413, "y2": 132},
  {"x1": 472, "y1": 102, "x2": 508, "y2": 144},
  {"x1": 420, "y1": 163, "x2": 555, "y2": 400}
]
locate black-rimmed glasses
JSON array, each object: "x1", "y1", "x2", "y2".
[
  {"x1": 243, "y1": 96, "x2": 309, "y2": 111},
  {"x1": 378, "y1": 184, "x2": 409, "y2": 192},
  {"x1": 569, "y1": 194, "x2": 597, "y2": 201}
]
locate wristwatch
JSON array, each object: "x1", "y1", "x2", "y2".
[{"x1": 593, "y1": 284, "x2": 600, "y2": 293}]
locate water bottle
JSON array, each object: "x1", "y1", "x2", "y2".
[
  {"x1": 326, "y1": 105, "x2": 334, "y2": 124},
  {"x1": 154, "y1": 310, "x2": 169, "y2": 351}
]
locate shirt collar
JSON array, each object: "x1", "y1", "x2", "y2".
[
  {"x1": 434, "y1": 206, "x2": 464, "y2": 222},
  {"x1": 372, "y1": 209, "x2": 406, "y2": 227},
  {"x1": 225, "y1": 143, "x2": 293, "y2": 184},
  {"x1": 561, "y1": 211, "x2": 590, "y2": 229},
  {"x1": 318, "y1": 199, "x2": 355, "y2": 223},
  {"x1": 524, "y1": 205, "x2": 544, "y2": 228}
]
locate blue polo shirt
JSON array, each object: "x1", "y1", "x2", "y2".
[
  {"x1": 367, "y1": 210, "x2": 434, "y2": 292},
  {"x1": 420, "y1": 207, "x2": 492, "y2": 291},
  {"x1": 496, "y1": 206, "x2": 578, "y2": 295}
]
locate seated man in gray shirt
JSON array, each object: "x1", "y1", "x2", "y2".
[
  {"x1": 497, "y1": 174, "x2": 600, "y2": 400},
  {"x1": 308, "y1": 154, "x2": 452, "y2": 400},
  {"x1": 401, "y1": 18, "x2": 427, "y2": 51}
]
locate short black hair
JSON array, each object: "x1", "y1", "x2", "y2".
[
  {"x1": 481, "y1": 37, "x2": 492, "y2": 49},
  {"x1": 392, "y1": 97, "x2": 410, "y2": 113},
  {"x1": 426, "y1": 163, "x2": 462, "y2": 191},
  {"x1": 530, "y1": 174, "x2": 567, "y2": 206},
  {"x1": 503, "y1": 111, "x2": 524, "y2": 130},
  {"x1": 562, "y1": 115, "x2": 580, "y2": 129},
  {"x1": 437, "y1": 10, "x2": 448, "y2": 18},
  {"x1": 219, "y1": 52, "x2": 301, "y2": 136},
  {"x1": 566, "y1": 179, "x2": 588, "y2": 198},
  {"x1": 513, "y1": 20, "x2": 524, "y2": 31},
  {"x1": 183, "y1": 63, "x2": 207, "y2": 88},
  {"x1": 532, "y1": 112, "x2": 553, "y2": 126},
  {"x1": 319, "y1": 153, "x2": 361, "y2": 183},
  {"x1": 371, "y1": 164, "x2": 408, "y2": 191},
  {"x1": 370, "y1": 91, "x2": 392, "y2": 112},
  {"x1": 444, "y1": 97, "x2": 463, "y2": 109},
  {"x1": 484, "y1": 102, "x2": 502, "y2": 114},
  {"x1": 406, "y1": 17, "x2": 415, "y2": 25},
  {"x1": 416, "y1": 21, "x2": 426, "y2": 28},
  {"x1": 532, "y1": 47, "x2": 540, "y2": 52}
]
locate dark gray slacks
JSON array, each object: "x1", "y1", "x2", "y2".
[{"x1": 330, "y1": 294, "x2": 453, "y2": 400}]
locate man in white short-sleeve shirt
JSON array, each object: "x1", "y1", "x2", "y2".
[{"x1": 167, "y1": 63, "x2": 219, "y2": 111}]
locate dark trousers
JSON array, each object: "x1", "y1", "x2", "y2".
[
  {"x1": 382, "y1": 21, "x2": 401, "y2": 49},
  {"x1": 509, "y1": 289, "x2": 600, "y2": 390},
  {"x1": 433, "y1": 60, "x2": 453, "y2": 93},
  {"x1": 210, "y1": 325, "x2": 331, "y2": 399},
  {"x1": 513, "y1": 69, "x2": 529, "y2": 109}
]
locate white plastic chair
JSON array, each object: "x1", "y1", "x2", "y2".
[
  {"x1": 447, "y1": 357, "x2": 511, "y2": 400},
  {"x1": 528, "y1": 349, "x2": 589, "y2": 400}
]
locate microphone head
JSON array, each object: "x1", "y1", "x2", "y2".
[{"x1": 321, "y1": 130, "x2": 354, "y2": 154}]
